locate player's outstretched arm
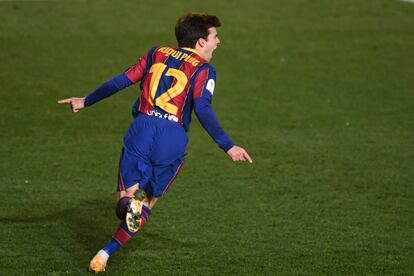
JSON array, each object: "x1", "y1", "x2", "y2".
[
  {"x1": 58, "y1": 74, "x2": 134, "y2": 113},
  {"x1": 227, "y1": 145, "x2": 253, "y2": 163},
  {"x1": 58, "y1": 97, "x2": 85, "y2": 113}
]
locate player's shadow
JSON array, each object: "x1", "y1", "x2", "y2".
[
  {"x1": 0, "y1": 198, "x2": 197, "y2": 262},
  {"x1": 0, "y1": 198, "x2": 112, "y2": 262}
]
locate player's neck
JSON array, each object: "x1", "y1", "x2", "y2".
[
  {"x1": 197, "y1": 47, "x2": 209, "y2": 61},
  {"x1": 181, "y1": 46, "x2": 210, "y2": 62}
]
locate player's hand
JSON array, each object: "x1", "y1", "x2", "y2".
[
  {"x1": 57, "y1": 97, "x2": 86, "y2": 113},
  {"x1": 227, "y1": 145, "x2": 253, "y2": 163}
]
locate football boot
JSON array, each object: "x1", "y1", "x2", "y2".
[{"x1": 89, "y1": 254, "x2": 107, "y2": 273}]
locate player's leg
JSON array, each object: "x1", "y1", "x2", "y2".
[
  {"x1": 118, "y1": 184, "x2": 158, "y2": 208},
  {"x1": 90, "y1": 117, "x2": 156, "y2": 272},
  {"x1": 149, "y1": 118, "x2": 188, "y2": 198},
  {"x1": 102, "y1": 184, "x2": 155, "y2": 253},
  {"x1": 123, "y1": 116, "x2": 187, "y2": 232},
  {"x1": 124, "y1": 184, "x2": 150, "y2": 233},
  {"x1": 89, "y1": 116, "x2": 186, "y2": 272},
  {"x1": 89, "y1": 184, "x2": 155, "y2": 273},
  {"x1": 114, "y1": 121, "x2": 156, "y2": 232},
  {"x1": 90, "y1": 145, "x2": 164, "y2": 270},
  {"x1": 109, "y1": 156, "x2": 184, "y2": 263}
]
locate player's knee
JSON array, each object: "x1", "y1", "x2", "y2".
[
  {"x1": 125, "y1": 184, "x2": 139, "y2": 198},
  {"x1": 115, "y1": 190, "x2": 151, "y2": 221}
]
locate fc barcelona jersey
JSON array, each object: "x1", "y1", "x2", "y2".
[
  {"x1": 125, "y1": 46, "x2": 217, "y2": 132},
  {"x1": 85, "y1": 46, "x2": 234, "y2": 152}
]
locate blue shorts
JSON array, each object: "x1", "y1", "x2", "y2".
[{"x1": 117, "y1": 114, "x2": 188, "y2": 197}]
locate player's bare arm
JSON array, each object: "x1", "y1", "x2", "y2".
[{"x1": 58, "y1": 97, "x2": 86, "y2": 113}]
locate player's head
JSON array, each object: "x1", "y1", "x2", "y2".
[{"x1": 175, "y1": 13, "x2": 221, "y2": 61}]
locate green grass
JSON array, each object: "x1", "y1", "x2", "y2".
[{"x1": 1, "y1": 0, "x2": 413, "y2": 275}]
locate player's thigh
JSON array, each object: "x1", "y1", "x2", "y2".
[
  {"x1": 117, "y1": 152, "x2": 153, "y2": 195},
  {"x1": 150, "y1": 157, "x2": 185, "y2": 197},
  {"x1": 152, "y1": 122, "x2": 188, "y2": 165},
  {"x1": 117, "y1": 116, "x2": 157, "y2": 194},
  {"x1": 123, "y1": 116, "x2": 155, "y2": 158}
]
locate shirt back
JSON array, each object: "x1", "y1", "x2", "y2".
[{"x1": 125, "y1": 46, "x2": 217, "y2": 131}]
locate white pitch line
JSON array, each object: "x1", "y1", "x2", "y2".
[{"x1": 400, "y1": 0, "x2": 414, "y2": 3}]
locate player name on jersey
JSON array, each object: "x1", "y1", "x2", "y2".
[{"x1": 157, "y1": 47, "x2": 200, "y2": 67}]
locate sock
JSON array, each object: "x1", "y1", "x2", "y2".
[
  {"x1": 103, "y1": 221, "x2": 135, "y2": 256},
  {"x1": 140, "y1": 205, "x2": 151, "y2": 229},
  {"x1": 96, "y1": 249, "x2": 109, "y2": 263},
  {"x1": 103, "y1": 205, "x2": 152, "y2": 256}
]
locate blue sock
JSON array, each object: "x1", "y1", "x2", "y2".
[
  {"x1": 103, "y1": 222, "x2": 135, "y2": 256},
  {"x1": 103, "y1": 206, "x2": 152, "y2": 256}
]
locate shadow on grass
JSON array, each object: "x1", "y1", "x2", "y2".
[
  {"x1": 0, "y1": 199, "x2": 110, "y2": 259},
  {"x1": 0, "y1": 198, "x2": 198, "y2": 264}
]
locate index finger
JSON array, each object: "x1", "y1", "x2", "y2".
[
  {"x1": 57, "y1": 98, "x2": 72, "y2": 104},
  {"x1": 243, "y1": 151, "x2": 253, "y2": 163}
]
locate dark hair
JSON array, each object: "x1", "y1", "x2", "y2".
[{"x1": 175, "y1": 13, "x2": 221, "y2": 48}]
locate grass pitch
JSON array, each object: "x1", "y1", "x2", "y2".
[{"x1": 0, "y1": 0, "x2": 413, "y2": 275}]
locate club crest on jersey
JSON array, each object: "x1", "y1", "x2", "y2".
[{"x1": 206, "y1": 79, "x2": 215, "y2": 95}]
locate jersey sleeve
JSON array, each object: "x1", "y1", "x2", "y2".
[
  {"x1": 84, "y1": 48, "x2": 156, "y2": 107},
  {"x1": 193, "y1": 66, "x2": 234, "y2": 152},
  {"x1": 124, "y1": 47, "x2": 155, "y2": 84},
  {"x1": 84, "y1": 73, "x2": 132, "y2": 107},
  {"x1": 192, "y1": 65, "x2": 215, "y2": 103}
]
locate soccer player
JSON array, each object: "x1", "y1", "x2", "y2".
[{"x1": 58, "y1": 12, "x2": 252, "y2": 273}]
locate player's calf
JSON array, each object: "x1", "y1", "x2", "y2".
[
  {"x1": 89, "y1": 190, "x2": 152, "y2": 272},
  {"x1": 125, "y1": 189, "x2": 149, "y2": 232}
]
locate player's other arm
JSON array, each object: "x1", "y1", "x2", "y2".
[
  {"x1": 192, "y1": 66, "x2": 252, "y2": 163},
  {"x1": 194, "y1": 98, "x2": 252, "y2": 163}
]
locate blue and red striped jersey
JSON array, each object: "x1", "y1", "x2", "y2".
[
  {"x1": 125, "y1": 46, "x2": 216, "y2": 132},
  {"x1": 85, "y1": 46, "x2": 234, "y2": 152}
]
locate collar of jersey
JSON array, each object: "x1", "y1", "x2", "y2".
[{"x1": 182, "y1": 47, "x2": 202, "y2": 57}]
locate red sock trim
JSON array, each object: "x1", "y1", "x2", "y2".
[
  {"x1": 113, "y1": 227, "x2": 132, "y2": 246},
  {"x1": 139, "y1": 217, "x2": 147, "y2": 230}
]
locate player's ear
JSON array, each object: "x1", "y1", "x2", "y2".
[{"x1": 197, "y1": 37, "x2": 206, "y2": 48}]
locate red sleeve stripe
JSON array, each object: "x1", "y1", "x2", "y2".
[
  {"x1": 172, "y1": 58, "x2": 198, "y2": 120},
  {"x1": 179, "y1": 60, "x2": 202, "y2": 115},
  {"x1": 192, "y1": 68, "x2": 209, "y2": 99},
  {"x1": 125, "y1": 54, "x2": 149, "y2": 84}
]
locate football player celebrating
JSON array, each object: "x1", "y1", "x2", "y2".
[{"x1": 58, "y1": 12, "x2": 252, "y2": 273}]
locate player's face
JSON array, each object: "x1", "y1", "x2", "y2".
[{"x1": 200, "y1": 27, "x2": 220, "y2": 62}]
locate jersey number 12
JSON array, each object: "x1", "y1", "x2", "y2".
[{"x1": 148, "y1": 63, "x2": 188, "y2": 115}]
